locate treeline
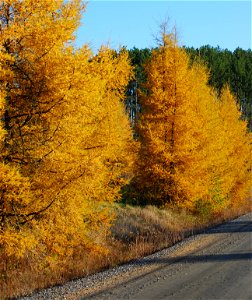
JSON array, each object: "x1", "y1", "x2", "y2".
[
  {"x1": 0, "y1": 0, "x2": 251, "y2": 275},
  {"x1": 126, "y1": 45, "x2": 252, "y2": 131}
]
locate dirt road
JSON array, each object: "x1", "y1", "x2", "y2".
[{"x1": 82, "y1": 213, "x2": 252, "y2": 300}]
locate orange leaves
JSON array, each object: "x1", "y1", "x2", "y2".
[
  {"x1": 133, "y1": 31, "x2": 252, "y2": 214},
  {"x1": 90, "y1": 46, "x2": 134, "y2": 101},
  {"x1": 135, "y1": 33, "x2": 208, "y2": 206},
  {"x1": 0, "y1": 0, "x2": 135, "y2": 262},
  {"x1": 0, "y1": 1, "x2": 250, "y2": 269},
  {"x1": 217, "y1": 86, "x2": 252, "y2": 208}
]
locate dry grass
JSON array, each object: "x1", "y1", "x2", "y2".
[{"x1": 1, "y1": 198, "x2": 251, "y2": 299}]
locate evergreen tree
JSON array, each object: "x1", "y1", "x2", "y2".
[{"x1": 126, "y1": 47, "x2": 152, "y2": 126}]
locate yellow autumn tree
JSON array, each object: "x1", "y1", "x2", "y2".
[
  {"x1": 0, "y1": 0, "x2": 88, "y2": 260},
  {"x1": 0, "y1": 84, "x2": 37, "y2": 258},
  {"x1": 0, "y1": 0, "x2": 135, "y2": 263},
  {"x1": 0, "y1": 0, "x2": 84, "y2": 170},
  {"x1": 177, "y1": 62, "x2": 229, "y2": 213},
  {"x1": 191, "y1": 84, "x2": 251, "y2": 215},
  {"x1": 133, "y1": 30, "x2": 217, "y2": 208},
  {"x1": 31, "y1": 46, "x2": 135, "y2": 261},
  {"x1": 132, "y1": 28, "x2": 251, "y2": 214},
  {"x1": 217, "y1": 86, "x2": 251, "y2": 208}
]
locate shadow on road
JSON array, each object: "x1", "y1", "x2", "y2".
[
  {"x1": 83, "y1": 218, "x2": 252, "y2": 299},
  {"x1": 83, "y1": 251, "x2": 252, "y2": 299},
  {"x1": 205, "y1": 220, "x2": 252, "y2": 234},
  {"x1": 139, "y1": 252, "x2": 252, "y2": 265}
]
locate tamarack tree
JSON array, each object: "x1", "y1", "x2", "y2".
[
  {"x1": 132, "y1": 27, "x2": 251, "y2": 214},
  {"x1": 217, "y1": 86, "x2": 251, "y2": 209},
  {"x1": 0, "y1": 0, "x2": 135, "y2": 262}
]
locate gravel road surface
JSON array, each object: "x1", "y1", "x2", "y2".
[{"x1": 20, "y1": 213, "x2": 252, "y2": 300}]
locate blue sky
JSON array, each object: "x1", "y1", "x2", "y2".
[{"x1": 75, "y1": 1, "x2": 251, "y2": 52}]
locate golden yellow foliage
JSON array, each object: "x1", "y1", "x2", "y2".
[
  {"x1": 217, "y1": 86, "x2": 251, "y2": 208},
  {"x1": 30, "y1": 46, "x2": 135, "y2": 260},
  {"x1": 0, "y1": 88, "x2": 37, "y2": 258},
  {"x1": 133, "y1": 30, "x2": 251, "y2": 214},
  {"x1": 0, "y1": 0, "x2": 85, "y2": 169},
  {"x1": 134, "y1": 33, "x2": 212, "y2": 207},
  {"x1": 0, "y1": 0, "x2": 135, "y2": 262}
]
